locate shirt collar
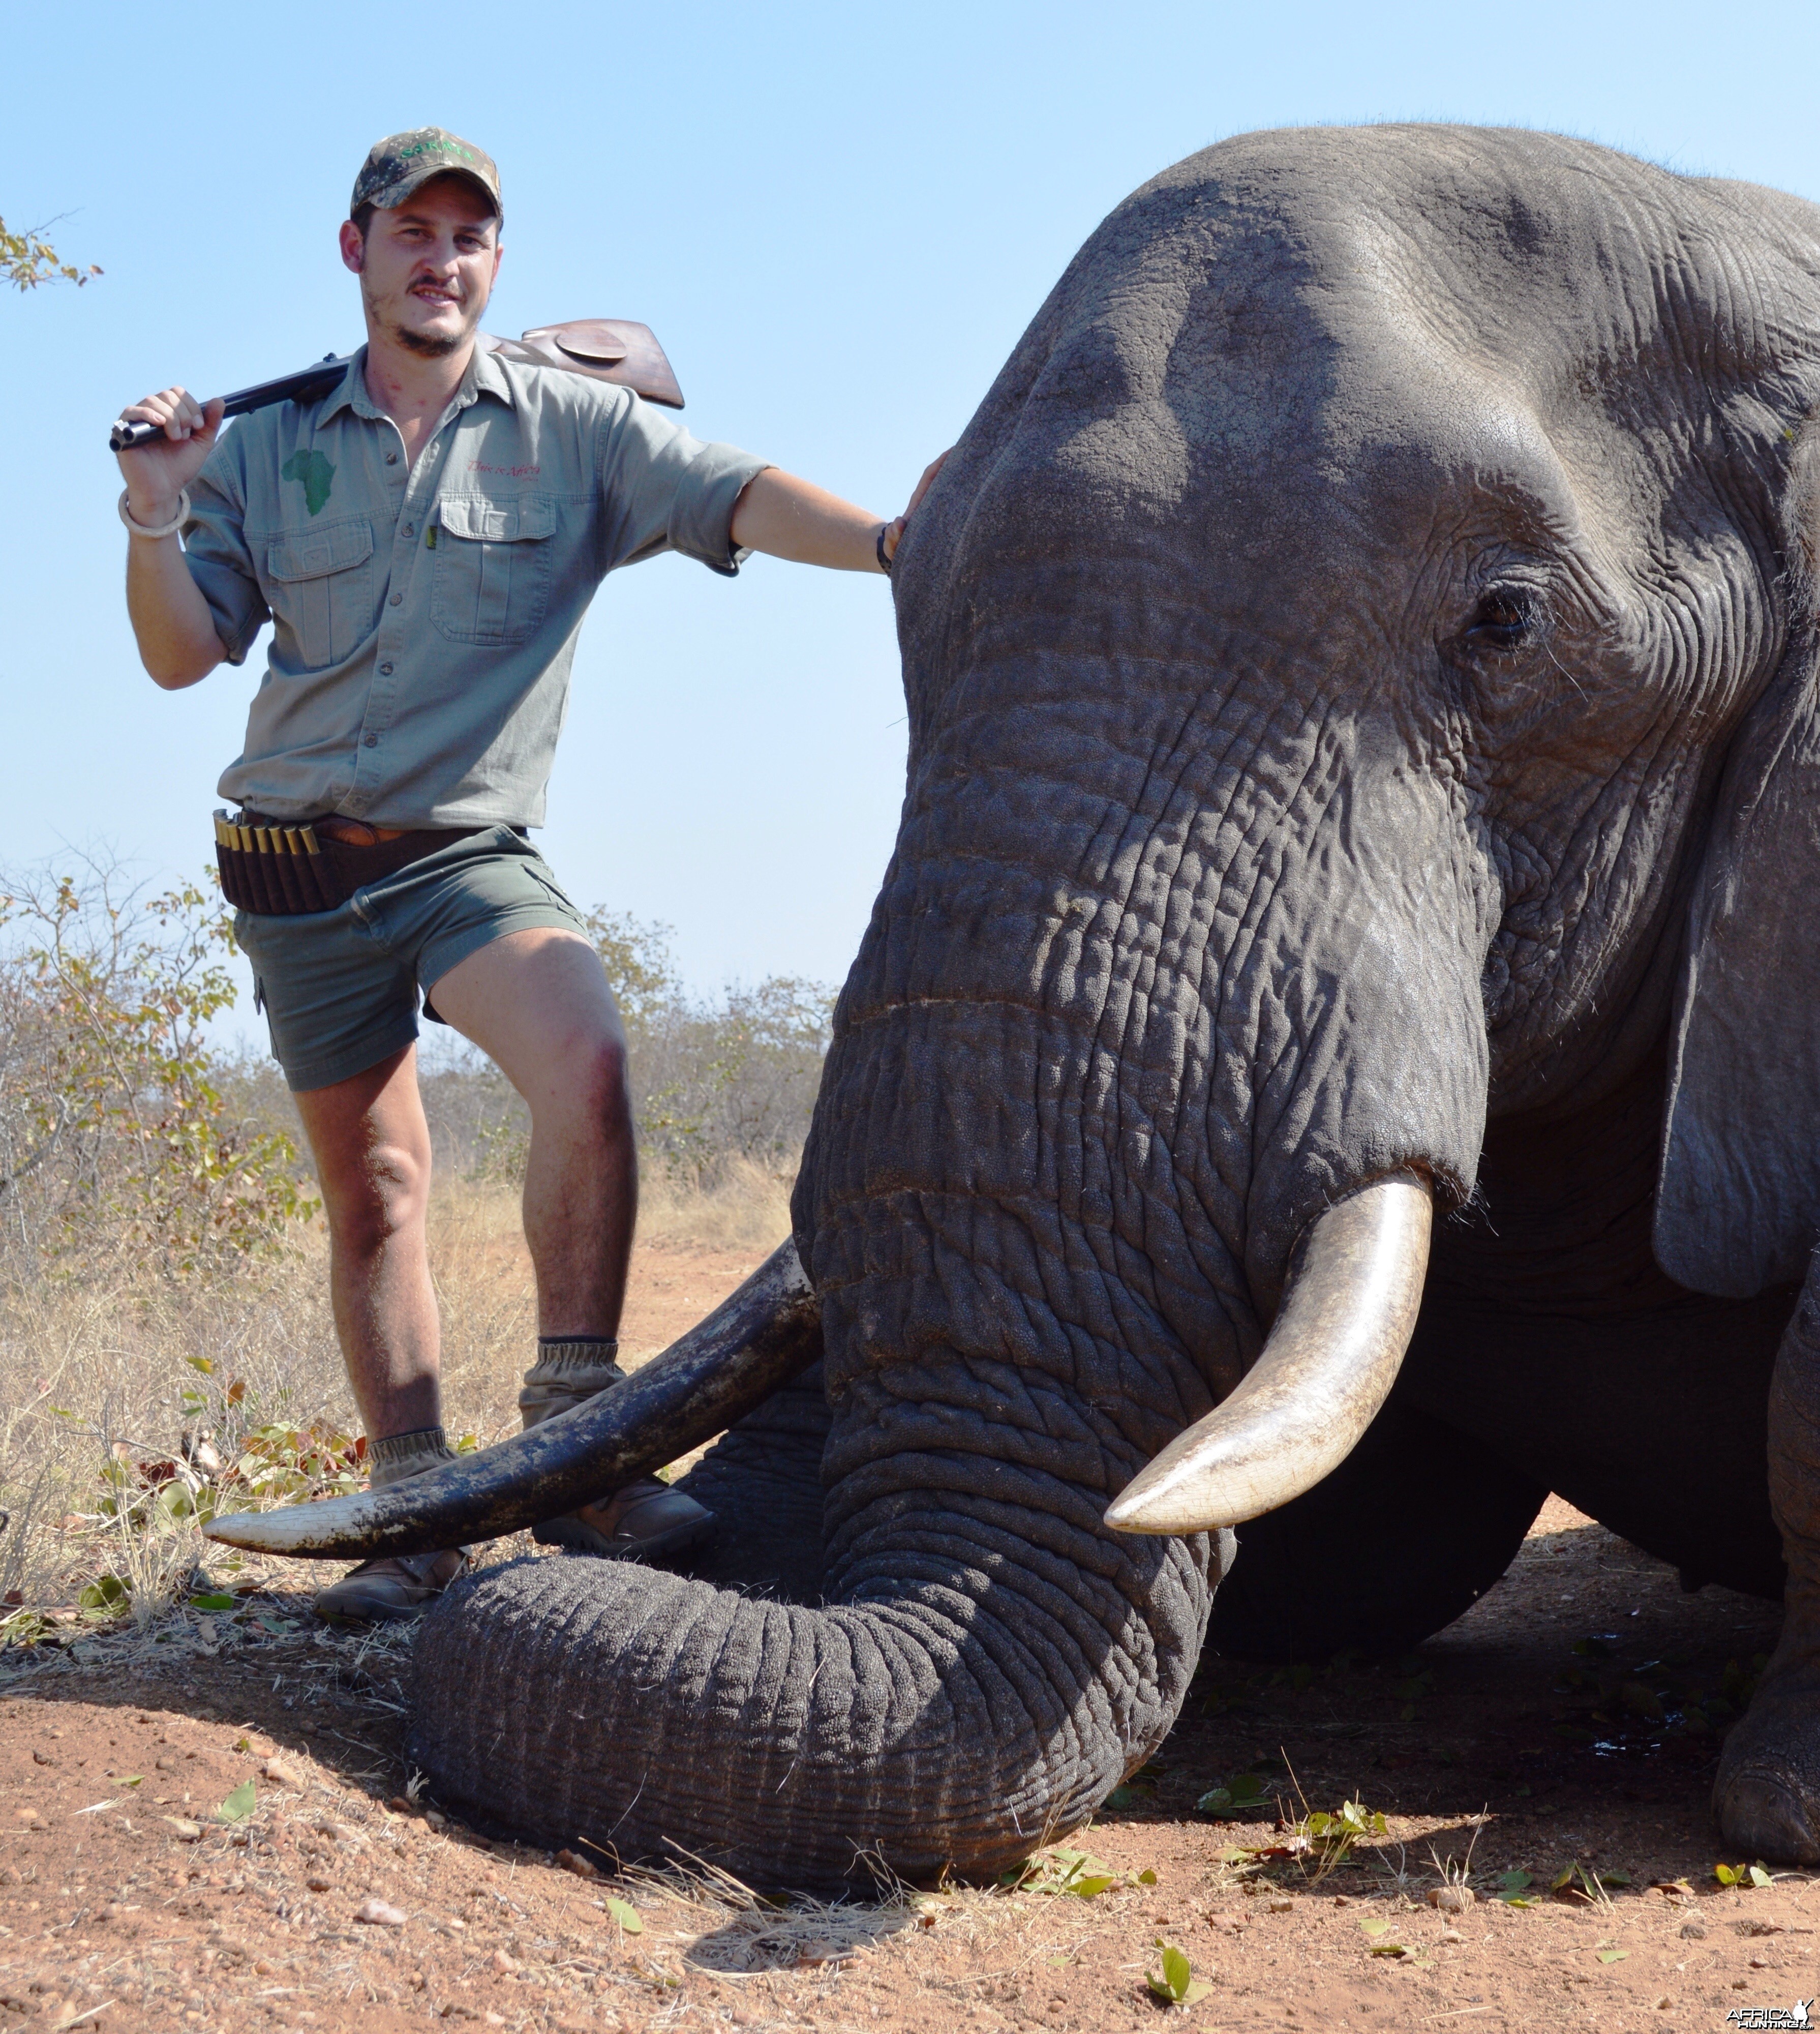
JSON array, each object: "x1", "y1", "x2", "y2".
[{"x1": 313, "y1": 341, "x2": 517, "y2": 425}]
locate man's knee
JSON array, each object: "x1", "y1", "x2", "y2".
[{"x1": 320, "y1": 1138, "x2": 431, "y2": 1258}]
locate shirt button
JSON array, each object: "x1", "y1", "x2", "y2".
[
  {"x1": 379, "y1": 661, "x2": 394, "y2": 675},
  {"x1": 364, "y1": 734, "x2": 379, "y2": 748},
  {"x1": 388, "y1": 593, "x2": 403, "y2": 607},
  {"x1": 386, "y1": 452, "x2": 399, "y2": 465},
  {"x1": 402, "y1": 523, "x2": 414, "y2": 537}
]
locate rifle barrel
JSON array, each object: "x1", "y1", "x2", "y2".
[{"x1": 110, "y1": 356, "x2": 348, "y2": 453}]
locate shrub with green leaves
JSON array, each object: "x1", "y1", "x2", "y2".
[{"x1": 0, "y1": 861, "x2": 317, "y2": 1278}]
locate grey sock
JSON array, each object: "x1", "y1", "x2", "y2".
[
  {"x1": 520, "y1": 1337, "x2": 626, "y2": 1429},
  {"x1": 367, "y1": 1424, "x2": 458, "y2": 1491}
]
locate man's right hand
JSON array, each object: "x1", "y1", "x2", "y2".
[{"x1": 114, "y1": 386, "x2": 226, "y2": 526}]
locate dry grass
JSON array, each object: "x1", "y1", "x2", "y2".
[
  {"x1": 0, "y1": 1161, "x2": 791, "y2": 1622},
  {"x1": 638, "y1": 1154, "x2": 795, "y2": 1254}
]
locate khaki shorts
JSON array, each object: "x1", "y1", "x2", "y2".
[{"x1": 233, "y1": 826, "x2": 588, "y2": 1092}]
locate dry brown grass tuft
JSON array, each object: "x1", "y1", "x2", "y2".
[{"x1": 0, "y1": 1161, "x2": 792, "y2": 1625}]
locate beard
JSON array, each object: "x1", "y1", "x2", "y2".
[
  {"x1": 360, "y1": 270, "x2": 476, "y2": 358},
  {"x1": 395, "y1": 324, "x2": 465, "y2": 358}
]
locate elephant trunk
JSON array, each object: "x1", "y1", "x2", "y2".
[{"x1": 407, "y1": 1419, "x2": 1215, "y2": 1889}]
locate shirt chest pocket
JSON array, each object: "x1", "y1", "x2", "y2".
[
  {"x1": 432, "y1": 495, "x2": 558, "y2": 647},
  {"x1": 265, "y1": 518, "x2": 377, "y2": 670}
]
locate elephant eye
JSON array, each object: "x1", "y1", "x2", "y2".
[{"x1": 1461, "y1": 591, "x2": 1535, "y2": 654}]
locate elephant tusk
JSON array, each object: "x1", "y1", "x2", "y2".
[
  {"x1": 1104, "y1": 1170, "x2": 1433, "y2": 1536},
  {"x1": 203, "y1": 1238, "x2": 822, "y2": 1558}
]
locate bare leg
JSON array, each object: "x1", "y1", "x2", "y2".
[
  {"x1": 429, "y1": 926, "x2": 709, "y2": 1556},
  {"x1": 1716, "y1": 1266, "x2": 1820, "y2": 1861},
  {"x1": 424, "y1": 928, "x2": 635, "y2": 1337},
  {"x1": 291, "y1": 1045, "x2": 441, "y2": 1440}
]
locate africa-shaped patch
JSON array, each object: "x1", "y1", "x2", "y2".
[{"x1": 282, "y1": 448, "x2": 336, "y2": 517}]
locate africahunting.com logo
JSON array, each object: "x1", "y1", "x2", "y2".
[{"x1": 1725, "y1": 2004, "x2": 1814, "y2": 2030}]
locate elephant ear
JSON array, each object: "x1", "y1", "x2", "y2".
[{"x1": 1657, "y1": 447, "x2": 1820, "y2": 1299}]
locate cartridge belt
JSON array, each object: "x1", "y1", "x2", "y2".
[{"x1": 212, "y1": 810, "x2": 491, "y2": 915}]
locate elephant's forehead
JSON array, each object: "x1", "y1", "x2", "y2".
[{"x1": 1032, "y1": 123, "x2": 1805, "y2": 479}]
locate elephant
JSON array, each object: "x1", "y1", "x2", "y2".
[{"x1": 209, "y1": 121, "x2": 1820, "y2": 1889}]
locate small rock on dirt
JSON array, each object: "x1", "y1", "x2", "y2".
[
  {"x1": 1681, "y1": 1920, "x2": 1709, "y2": 1939},
  {"x1": 355, "y1": 1897, "x2": 407, "y2": 1927},
  {"x1": 161, "y1": 1817, "x2": 202, "y2": 1841},
  {"x1": 1426, "y1": 1885, "x2": 1477, "y2": 1912},
  {"x1": 555, "y1": 1847, "x2": 599, "y2": 1878},
  {"x1": 260, "y1": 1758, "x2": 301, "y2": 1789}
]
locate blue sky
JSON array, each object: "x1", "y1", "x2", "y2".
[{"x1": 7, "y1": 0, "x2": 1820, "y2": 1038}]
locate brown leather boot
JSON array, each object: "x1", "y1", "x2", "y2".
[
  {"x1": 311, "y1": 1427, "x2": 469, "y2": 1625},
  {"x1": 312, "y1": 1546, "x2": 470, "y2": 1624},
  {"x1": 520, "y1": 1338, "x2": 715, "y2": 1563}
]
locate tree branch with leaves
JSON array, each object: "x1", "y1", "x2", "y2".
[{"x1": 2, "y1": 216, "x2": 100, "y2": 291}]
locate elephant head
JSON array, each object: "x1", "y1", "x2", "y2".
[{"x1": 211, "y1": 124, "x2": 1820, "y2": 1887}]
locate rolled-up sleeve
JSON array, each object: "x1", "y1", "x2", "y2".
[
  {"x1": 597, "y1": 391, "x2": 771, "y2": 578},
  {"x1": 183, "y1": 432, "x2": 270, "y2": 665}
]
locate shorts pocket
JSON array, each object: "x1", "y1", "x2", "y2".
[
  {"x1": 266, "y1": 517, "x2": 376, "y2": 669},
  {"x1": 432, "y1": 494, "x2": 558, "y2": 646}
]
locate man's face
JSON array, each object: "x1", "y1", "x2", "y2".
[{"x1": 339, "y1": 175, "x2": 502, "y2": 359}]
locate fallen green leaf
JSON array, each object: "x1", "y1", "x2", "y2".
[
  {"x1": 1597, "y1": 1949, "x2": 1628, "y2": 1964},
  {"x1": 1360, "y1": 1918, "x2": 1393, "y2": 1937},
  {"x1": 116, "y1": 1775, "x2": 142, "y2": 1788},
  {"x1": 1146, "y1": 1943, "x2": 1211, "y2": 2007},
  {"x1": 1368, "y1": 1941, "x2": 1409, "y2": 1958},
  {"x1": 189, "y1": 1593, "x2": 236, "y2": 1612},
  {"x1": 77, "y1": 1574, "x2": 129, "y2": 1616},
  {"x1": 1135, "y1": 1868, "x2": 1158, "y2": 1885},
  {"x1": 605, "y1": 1897, "x2": 642, "y2": 1934},
  {"x1": 1196, "y1": 1771, "x2": 1269, "y2": 1816},
  {"x1": 1042, "y1": 1847, "x2": 1120, "y2": 1898},
  {"x1": 216, "y1": 1780, "x2": 256, "y2": 1823}
]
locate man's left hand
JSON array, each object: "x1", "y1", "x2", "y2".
[{"x1": 879, "y1": 449, "x2": 950, "y2": 567}]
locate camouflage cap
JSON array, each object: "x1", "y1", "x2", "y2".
[{"x1": 351, "y1": 127, "x2": 501, "y2": 227}]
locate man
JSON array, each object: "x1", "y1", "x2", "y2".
[{"x1": 115, "y1": 128, "x2": 928, "y2": 1622}]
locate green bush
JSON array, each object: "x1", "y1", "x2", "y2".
[{"x1": 0, "y1": 861, "x2": 318, "y2": 1279}]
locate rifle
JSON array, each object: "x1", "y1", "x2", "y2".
[{"x1": 109, "y1": 319, "x2": 685, "y2": 452}]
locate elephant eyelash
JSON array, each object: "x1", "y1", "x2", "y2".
[{"x1": 1459, "y1": 590, "x2": 1540, "y2": 655}]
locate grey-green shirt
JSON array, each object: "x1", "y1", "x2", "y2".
[{"x1": 183, "y1": 345, "x2": 770, "y2": 828}]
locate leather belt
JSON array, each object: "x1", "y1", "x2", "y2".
[{"x1": 213, "y1": 809, "x2": 490, "y2": 915}]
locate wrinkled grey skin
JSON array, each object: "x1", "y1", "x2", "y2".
[{"x1": 409, "y1": 125, "x2": 1820, "y2": 1887}]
